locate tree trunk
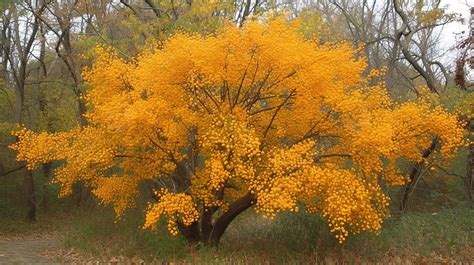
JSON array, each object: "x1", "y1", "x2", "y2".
[
  {"x1": 72, "y1": 181, "x2": 93, "y2": 208},
  {"x1": 177, "y1": 192, "x2": 254, "y2": 247},
  {"x1": 177, "y1": 221, "x2": 200, "y2": 244},
  {"x1": 24, "y1": 169, "x2": 36, "y2": 222},
  {"x1": 200, "y1": 207, "x2": 214, "y2": 242},
  {"x1": 208, "y1": 192, "x2": 254, "y2": 246},
  {"x1": 400, "y1": 139, "x2": 438, "y2": 212},
  {"x1": 466, "y1": 118, "x2": 473, "y2": 203},
  {"x1": 40, "y1": 162, "x2": 52, "y2": 211}
]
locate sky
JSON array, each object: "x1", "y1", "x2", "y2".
[{"x1": 439, "y1": 0, "x2": 473, "y2": 77}]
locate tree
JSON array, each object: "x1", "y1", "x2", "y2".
[
  {"x1": 1, "y1": 0, "x2": 47, "y2": 221},
  {"x1": 308, "y1": 0, "x2": 461, "y2": 211},
  {"x1": 296, "y1": 0, "x2": 458, "y2": 96},
  {"x1": 12, "y1": 19, "x2": 465, "y2": 245}
]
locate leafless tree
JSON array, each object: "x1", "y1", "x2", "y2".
[{"x1": 0, "y1": 0, "x2": 48, "y2": 221}]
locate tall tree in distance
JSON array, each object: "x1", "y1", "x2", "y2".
[{"x1": 0, "y1": 0, "x2": 47, "y2": 221}]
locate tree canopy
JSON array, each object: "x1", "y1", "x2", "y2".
[{"x1": 11, "y1": 19, "x2": 465, "y2": 245}]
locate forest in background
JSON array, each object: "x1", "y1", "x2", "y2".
[{"x1": 0, "y1": 0, "x2": 473, "y2": 263}]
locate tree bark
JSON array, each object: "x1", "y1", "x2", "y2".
[
  {"x1": 175, "y1": 192, "x2": 254, "y2": 247},
  {"x1": 177, "y1": 221, "x2": 200, "y2": 243},
  {"x1": 24, "y1": 169, "x2": 36, "y2": 222},
  {"x1": 200, "y1": 207, "x2": 214, "y2": 242},
  {"x1": 207, "y1": 192, "x2": 254, "y2": 246},
  {"x1": 400, "y1": 139, "x2": 438, "y2": 212},
  {"x1": 466, "y1": 118, "x2": 474, "y2": 203}
]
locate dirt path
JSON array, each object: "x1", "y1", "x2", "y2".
[
  {"x1": 0, "y1": 234, "x2": 61, "y2": 264},
  {"x1": 0, "y1": 234, "x2": 145, "y2": 264}
]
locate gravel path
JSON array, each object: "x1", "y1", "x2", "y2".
[{"x1": 0, "y1": 234, "x2": 60, "y2": 264}]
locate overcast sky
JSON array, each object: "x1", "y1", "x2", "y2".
[{"x1": 440, "y1": 0, "x2": 472, "y2": 74}]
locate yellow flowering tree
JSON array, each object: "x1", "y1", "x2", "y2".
[{"x1": 11, "y1": 19, "x2": 465, "y2": 246}]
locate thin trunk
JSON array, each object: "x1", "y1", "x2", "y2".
[
  {"x1": 208, "y1": 192, "x2": 254, "y2": 246},
  {"x1": 400, "y1": 139, "x2": 438, "y2": 212},
  {"x1": 466, "y1": 118, "x2": 474, "y2": 203},
  {"x1": 200, "y1": 207, "x2": 214, "y2": 242},
  {"x1": 177, "y1": 221, "x2": 200, "y2": 243},
  {"x1": 176, "y1": 193, "x2": 254, "y2": 247},
  {"x1": 24, "y1": 169, "x2": 36, "y2": 222},
  {"x1": 40, "y1": 162, "x2": 52, "y2": 211}
]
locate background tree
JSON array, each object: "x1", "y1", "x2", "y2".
[
  {"x1": 294, "y1": 0, "x2": 465, "y2": 211},
  {"x1": 0, "y1": 0, "x2": 49, "y2": 221}
]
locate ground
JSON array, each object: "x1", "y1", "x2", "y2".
[
  {"x1": 0, "y1": 149, "x2": 472, "y2": 263},
  {"x1": 0, "y1": 234, "x2": 60, "y2": 263},
  {"x1": 0, "y1": 232, "x2": 146, "y2": 264},
  {"x1": 0, "y1": 203, "x2": 472, "y2": 264}
]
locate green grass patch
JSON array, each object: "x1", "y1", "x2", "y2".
[
  {"x1": 55, "y1": 201, "x2": 473, "y2": 263},
  {"x1": 62, "y1": 206, "x2": 188, "y2": 261}
]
